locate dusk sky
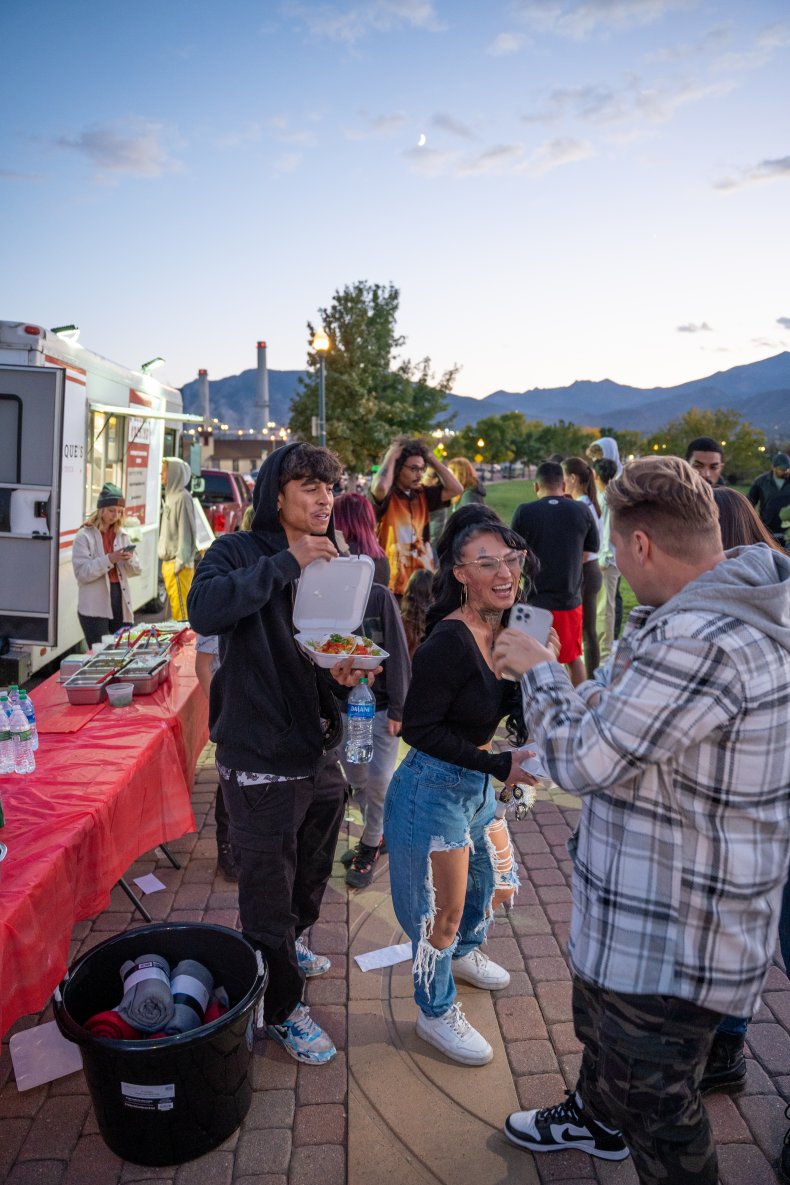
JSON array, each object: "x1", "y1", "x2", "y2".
[{"x1": 2, "y1": 0, "x2": 789, "y2": 402}]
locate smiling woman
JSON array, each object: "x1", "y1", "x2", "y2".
[{"x1": 383, "y1": 504, "x2": 542, "y2": 1067}]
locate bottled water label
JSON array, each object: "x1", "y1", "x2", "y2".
[{"x1": 348, "y1": 703, "x2": 375, "y2": 720}]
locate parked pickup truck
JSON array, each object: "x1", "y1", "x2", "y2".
[{"x1": 197, "y1": 469, "x2": 252, "y2": 535}]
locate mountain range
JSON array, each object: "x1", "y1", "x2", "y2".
[{"x1": 182, "y1": 351, "x2": 790, "y2": 438}]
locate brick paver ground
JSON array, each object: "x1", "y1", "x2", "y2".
[{"x1": 2, "y1": 745, "x2": 789, "y2": 1184}]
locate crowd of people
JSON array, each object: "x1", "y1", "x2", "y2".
[{"x1": 72, "y1": 430, "x2": 790, "y2": 1185}]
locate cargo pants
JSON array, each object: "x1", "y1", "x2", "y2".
[{"x1": 572, "y1": 975, "x2": 722, "y2": 1185}]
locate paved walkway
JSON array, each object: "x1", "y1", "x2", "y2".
[{"x1": 2, "y1": 743, "x2": 790, "y2": 1184}]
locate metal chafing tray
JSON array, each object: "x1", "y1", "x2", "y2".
[
  {"x1": 63, "y1": 670, "x2": 115, "y2": 704},
  {"x1": 118, "y1": 656, "x2": 169, "y2": 695},
  {"x1": 81, "y1": 651, "x2": 133, "y2": 675}
]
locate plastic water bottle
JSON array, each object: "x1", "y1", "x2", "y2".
[
  {"x1": 9, "y1": 702, "x2": 35, "y2": 774},
  {"x1": 0, "y1": 703, "x2": 13, "y2": 775},
  {"x1": 345, "y1": 677, "x2": 375, "y2": 764},
  {"x1": 18, "y1": 690, "x2": 38, "y2": 751},
  {"x1": 8, "y1": 684, "x2": 20, "y2": 707}
]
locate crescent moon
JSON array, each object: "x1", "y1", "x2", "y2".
[{"x1": 418, "y1": 133, "x2": 426, "y2": 147}]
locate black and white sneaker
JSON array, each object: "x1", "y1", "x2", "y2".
[{"x1": 504, "y1": 1090, "x2": 629, "y2": 1161}]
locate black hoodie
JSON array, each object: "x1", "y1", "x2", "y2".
[{"x1": 186, "y1": 443, "x2": 344, "y2": 776}]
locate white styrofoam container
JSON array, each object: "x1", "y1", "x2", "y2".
[
  {"x1": 293, "y1": 555, "x2": 386, "y2": 668},
  {"x1": 293, "y1": 555, "x2": 375, "y2": 634}
]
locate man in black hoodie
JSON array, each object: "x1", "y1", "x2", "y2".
[{"x1": 187, "y1": 443, "x2": 374, "y2": 1064}]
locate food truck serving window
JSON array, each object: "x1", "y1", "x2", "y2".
[{"x1": 87, "y1": 411, "x2": 125, "y2": 513}]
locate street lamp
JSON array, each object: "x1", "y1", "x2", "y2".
[{"x1": 312, "y1": 330, "x2": 330, "y2": 447}]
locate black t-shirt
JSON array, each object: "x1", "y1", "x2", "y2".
[{"x1": 512, "y1": 497, "x2": 599, "y2": 611}]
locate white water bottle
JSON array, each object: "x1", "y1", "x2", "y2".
[
  {"x1": 18, "y1": 690, "x2": 38, "y2": 751},
  {"x1": 345, "y1": 677, "x2": 375, "y2": 764},
  {"x1": 9, "y1": 702, "x2": 35, "y2": 774},
  {"x1": 0, "y1": 700, "x2": 13, "y2": 775}
]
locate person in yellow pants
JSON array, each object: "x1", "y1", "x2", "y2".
[{"x1": 158, "y1": 458, "x2": 198, "y2": 620}]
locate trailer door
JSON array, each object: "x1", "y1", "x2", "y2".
[{"x1": 0, "y1": 366, "x2": 64, "y2": 645}]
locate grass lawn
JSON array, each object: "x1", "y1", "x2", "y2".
[{"x1": 485, "y1": 479, "x2": 639, "y2": 617}]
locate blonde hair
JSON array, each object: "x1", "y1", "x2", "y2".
[
  {"x1": 83, "y1": 506, "x2": 127, "y2": 530},
  {"x1": 241, "y1": 504, "x2": 254, "y2": 530},
  {"x1": 606, "y1": 456, "x2": 721, "y2": 559},
  {"x1": 448, "y1": 456, "x2": 479, "y2": 492}
]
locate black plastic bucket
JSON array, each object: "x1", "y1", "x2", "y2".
[{"x1": 53, "y1": 922, "x2": 267, "y2": 1166}]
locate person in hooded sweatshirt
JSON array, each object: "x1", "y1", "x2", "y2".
[
  {"x1": 158, "y1": 458, "x2": 198, "y2": 620},
  {"x1": 186, "y1": 442, "x2": 377, "y2": 1065},
  {"x1": 587, "y1": 437, "x2": 624, "y2": 659},
  {"x1": 494, "y1": 456, "x2": 790, "y2": 1185}
]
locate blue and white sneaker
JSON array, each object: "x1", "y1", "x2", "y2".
[
  {"x1": 268, "y1": 1003, "x2": 337, "y2": 1064},
  {"x1": 296, "y1": 938, "x2": 331, "y2": 977}
]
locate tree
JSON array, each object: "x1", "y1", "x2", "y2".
[
  {"x1": 645, "y1": 408, "x2": 767, "y2": 482},
  {"x1": 289, "y1": 282, "x2": 456, "y2": 472}
]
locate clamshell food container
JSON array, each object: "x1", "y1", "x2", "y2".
[
  {"x1": 297, "y1": 633, "x2": 389, "y2": 670},
  {"x1": 293, "y1": 555, "x2": 386, "y2": 669},
  {"x1": 63, "y1": 670, "x2": 114, "y2": 704}
]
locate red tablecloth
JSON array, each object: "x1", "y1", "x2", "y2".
[{"x1": 0, "y1": 635, "x2": 208, "y2": 1038}]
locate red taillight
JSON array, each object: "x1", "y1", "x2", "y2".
[
  {"x1": 213, "y1": 512, "x2": 226, "y2": 533},
  {"x1": 24, "y1": 324, "x2": 42, "y2": 335}
]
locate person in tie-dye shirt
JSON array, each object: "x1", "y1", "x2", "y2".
[{"x1": 369, "y1": 438, "x2": 462, "y2": 597}]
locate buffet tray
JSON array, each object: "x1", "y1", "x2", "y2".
[{"x1": 63, "y1": 670, "x2": 115, "y2": 704}]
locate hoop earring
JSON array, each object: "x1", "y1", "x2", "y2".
[{"x1": 460, "y1": 581, "x2": 468, "y2": 606}]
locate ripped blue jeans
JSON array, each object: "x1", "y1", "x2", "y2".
[{"x1": 383, "y1": 748, "x2": 518, "y2": 1018}]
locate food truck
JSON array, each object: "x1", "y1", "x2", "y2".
[{"x1": 0, "y1": 320, "x2": 204, "y2": 682}]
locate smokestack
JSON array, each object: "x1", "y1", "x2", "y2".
[
  {"x1": 198, "y1": 368, "x2": 210, "y2": 422},
  {"x1": 256, "y1": 340, "x2": 270, "y2": 429}
]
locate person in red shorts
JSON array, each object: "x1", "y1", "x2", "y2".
[{"x1": 511, "y1": 461, "x2": 598, "y2": 685}]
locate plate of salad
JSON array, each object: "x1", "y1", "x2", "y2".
[{"x1": 295, "y1": 632, "x2": 389, "y2": 669}]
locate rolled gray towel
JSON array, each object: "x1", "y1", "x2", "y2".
[
  {"x1": 164, "y1": 960, "x2": 214, "y2": 1035},
  {"x1": 117, "y1": 954, "x2": 174, "y2": 1033}
]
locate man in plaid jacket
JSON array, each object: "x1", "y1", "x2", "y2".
[{"x1": 494, "y1": 456, "x2": 790, "y2": 1185}]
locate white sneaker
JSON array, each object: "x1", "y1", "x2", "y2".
[
  {"x1": 416, "y1": 1002, "x2": 493, "y2": 1065},
  {"x1": 452, "y1": 949, "x2": 510, "y2": 990}
]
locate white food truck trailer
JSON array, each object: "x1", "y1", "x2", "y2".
[{"x1": 0, "y1": 320, "x2": 204, "y2": 683}]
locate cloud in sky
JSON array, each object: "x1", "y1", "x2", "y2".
[
  {"x1": 487, "y1": 31, "x2": 526, "y2": 55},
  {"x1": 0, "y1": 168, "x2": 41, "y2": 182},
  {"x1": 517, "y1": 136, "x2": 594, "y2": 176},
  {"x1": 402, "y1": 144, "x2": 459, "y2": 176},
  {"x1": 677, "y1": 322, "x2": 712, "y2": 333},
  {"x1": 345, "y1": 110, "x2": 408, "y2": 139},
  {"x1": 647, "y1": 22, "x2": 731, "y2": 63},
  {"x1": 715, "y1": 155, "x2": 790, "y2": 192},
  {"x1": 510, "y1": 0, "x2": 698, "y2": 40},
  {"x1": 273, "y1": 152, "x2": 303, "y2": 174},
  {"x1": 284, "y1": 0, "x2": 444, "y2": 44},
  {"x1": 777, "y1": 317, "x2": 790, "y2": 331},
  {"x1": 522, "y1": 75, "x2": 730, "y2": 127},
  {"x1": 432, "y1": 111, "x2": 474, "y2": 138},
  {"x1": 53, "y1": 121, "x2": 177, "y2": 178},
  {"x1": 458, "y1": 143, "x2": 523, "y2": 175}
]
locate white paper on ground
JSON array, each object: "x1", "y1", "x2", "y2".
[
  {"x1": 354, "y1": 942, "x2": 413, "y2": 972},
  {"x1": 10, "y1": 1021, "x2": 83, "y2": 1091},
  {"x1": 132, "y1": 873, "x2": 167, "y2": 894}
]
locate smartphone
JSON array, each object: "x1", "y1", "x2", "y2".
[
  {"x1": 123, "y1": 543, "x2": 137, "y2": 552},
  {"x1": 509, "y1": 603, "x2": 553, "y2": 644},
  {"x1": 501, "y1": 604, "x2": 554, "y2": 681}
]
